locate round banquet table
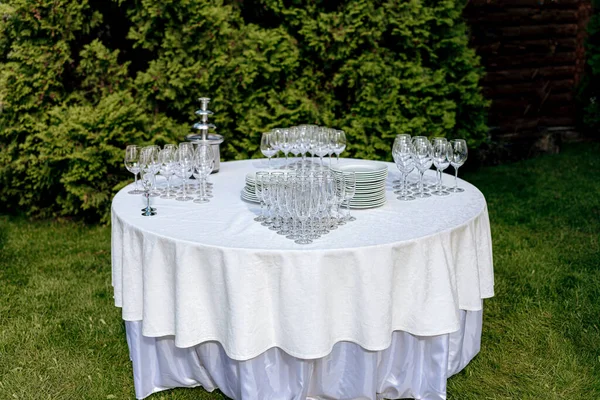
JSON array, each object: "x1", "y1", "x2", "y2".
[{"x1": 111, "y1": 158, "x2": 494, "y2": 400}]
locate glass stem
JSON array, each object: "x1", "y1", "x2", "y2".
[
  {"x1": 419, "y1": 171, "x2": 424, "y2": 194},
  {"x1": 454, "y1": 167, "x2": 459, "y2": 191},
  {"x1": 146, "y1": 192, "x2": 150, "y2": 211},
  {"x1": 437, "y1": 169, "x2": 442, "y2": 191},
  {"x1": 268, "y1": 157, "x2": 271, "y2": 169},
  {"x1": 336, "y1": 154, "x2": 340, "y2": 163},
  {"x1": 134, "y1": 173, "x2": 139, "y2": 190},
  {"x1": 182, "y1": 177, "x2": 187, "y2": 198}
]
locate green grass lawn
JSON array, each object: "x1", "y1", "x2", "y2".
[{"x1": 1, "y1": 143, "x2": 599, "y2": 399}]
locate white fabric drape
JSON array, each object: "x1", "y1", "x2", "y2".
[
  {"x1": 126, "y1": 309, "x2": 482, "y2": 400},
  {"x1": 111, "y1": 160, "x2": 494, "y2": 360}
]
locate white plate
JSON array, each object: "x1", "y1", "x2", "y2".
[
  {"x1": 331, "y1": 161, "x2": 388, "y2": 175},
  {"x1": 350, "y1": 199, "x2": 386, "y2": 209},
  {"x1": 355, "y1": 184, "x2": 386, "y2": 191},
  {"x1": 350, "y1": 198, "x2": 386, "y2": 205},
  {"x1": 352, "y1": 195, "x2": 386, "y2": 202},
  {"x1": 241, "y1": 194, "x2": 260, "y2": 203}
]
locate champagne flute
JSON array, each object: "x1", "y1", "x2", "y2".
[
  {"x1": 294, "y1": 177, "x2": 313, "y2": 245},
  {"x1": 342, "y1": 172, "x2": 356, "y2": 222},
  {"x1": 254, "y1": 172, "x2": 269, "y2": 222}
]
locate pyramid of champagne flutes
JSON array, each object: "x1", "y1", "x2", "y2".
[
  {"x1": 251, "y1": 168, "x2": 357, "y2": 245},
  {"x1": 124, "y1": 142, "x2": 216, "y2": 214},
  {"x1": 391, "y1": 135, "x2": 468, "y2": 201}
]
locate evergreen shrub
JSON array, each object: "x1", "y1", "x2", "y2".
[
  {"x1": 0, "y1": 0, "x2": 488, "y2": 222},
  {"x1": 581, "y1": 0, "x2": 600, "y2": 133}
]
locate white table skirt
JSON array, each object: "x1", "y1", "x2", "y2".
[
  {"x1": 126, "y1": 309, "x2": 482, "y2": 400},
  {"x1": 111, "y1": 159, "x2": 494, "y2": 360}
]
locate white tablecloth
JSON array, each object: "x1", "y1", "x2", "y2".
[{"x1": 112, "y1": 158, "x2": 494, "y2": 362}]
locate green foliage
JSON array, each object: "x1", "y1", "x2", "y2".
[
  {"x1": 0, "y1": 0, "x2": 488, "y2": 221},
  {"x1": 581, "y1": 0, "x2": 600, "y2": 133}
]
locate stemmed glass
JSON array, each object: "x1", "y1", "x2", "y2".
[
  {"x1": 254, "y1": 172, "x2": 269, "y2": 222},
  {"x1": 124, "y1": 145, "x2": 144, "y2": 194},
  {"x1": 412, "y1": 138, "x2": 433, "y2": 198},
  {"x1": 432, "y1": 140, "x2": 453, "y2": 196},
  {"x1": 294, "y1": 177, "x2": 314, "y2": 245},
  {"x1": 288, "y1": 129, "x2": 301, "y2": 167},
  {"x1": 178, "y1": 142, "x2": 195, "y2": 194},
  {"x1": 333, "y1": 173, "x2": 346, "y2": 225},
  {"x1": 449, "y1": 139, "x2": 468, "y2": 193},
  {"x1": 261, "y1": 174, "x2": 274, "y2": 226},
  {"x1": 139, "y1": 148, "x2": 158, "y2": 216},
  {"x1": 331, "y1": 130, "x2": 346, "y2": 163},
  {"x1": 393, "y1": 140, "x2": 416, "y2": 201},
  {"x1": 146, "y1": 145, "x2": 162, "y2": 197},
  {"x1": 342, "y1": 172, "x2": 356, "y2": 222},
  {"x1": 268, "y1": 172, "x2": 285, "y2": 230},
  {"x1": 193, "y1": 144, "x2": 214, "y2": 203},
  {"x1": 297, "y1": 126, "x2": 310, "y2": 165},
  {"x1": 159, "y1": 148, "x2": 177, "y2": 199},
  {"x1": 260, "y1": 132, "x2": 278, "y2": 169},
  {"x1": 314, "y1": 130, "x2": 329, "y2": 166},
  {"x1": 277, "y1": 129, "x2": 292, "y2": 168},
  {"x1": 174, "y1": 146, "x2": 194, "y2": 201}
]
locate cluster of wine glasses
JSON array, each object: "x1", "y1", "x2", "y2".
[
  {"x1": 260, "y1": 125, "x2": 346, "y2": 168},
  {"x1": 392, "y1": 135, "x2": 468, "y2": 201},
  {"x1": 253, "y1": 169, "x2": 356, "y2": 245},
  {"x1": 124, "y1": 143, "x2": 215, "y2": 216}
]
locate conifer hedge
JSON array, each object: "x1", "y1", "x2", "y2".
[
  {"x1": 0, "y1": 0, "x2": 488, "y2": 222},
  {"x1": 581, "y1": 0, "x2": 600, "y2": 133}
]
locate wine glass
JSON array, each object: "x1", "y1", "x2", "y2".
[
  {"x1": 179, "y1": 142, "x2": 195, "y2": 194},
  {"x1": 193, "y1": 144, "x2": 214, "y2": 203},
  {"x1": 260, "y1": 132, "x2": 277, "y2": 169},
  {"x1": 124, "y1": 145, "x2": 144, "y2": 194},
  {"x1": 393, "y1": 140, "x2": 416, "y2": 201},
  {"x1": 277, "y1": 129, "x2": 292, "y2": 168},
  {"x1": 412, "y1": 138, "x2": 433, "y2": 198},
  {"x1": 145, "y1": 145, "x2": 162, "y2": 197},
  {"x1": 174, "y1": 146, "x2": 194, "y2": 201},
  {"x1": 449, "y1": 139, "x2": 468, "y2": 193},
  {"x1": 432, "y1": 140, "x2": 452, "y2": 196},
  {"x1": 332, "y1": 130, "x2": 347, "y2": 163},
  {"x1": 159, "y1": 148, "x2": 177, "y2": 199},
  {"x1": 314, "y1": 129, "x2": 329, "y2": 166},
  {"x1": 139, "y1": 148, "x2": 158, "y2": 216}
]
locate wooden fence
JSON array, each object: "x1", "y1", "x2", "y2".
[{"x1": 464, "y1": 0, "x2": 593, "y2": 144}]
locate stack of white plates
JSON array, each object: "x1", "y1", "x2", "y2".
[
  {"x1": 331, "y1": 161, "x2": 388, "y2": 209},
  {"x1": 241, "y1": 172, "x2": 260, "y2": 203}
]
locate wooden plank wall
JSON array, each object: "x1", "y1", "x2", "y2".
[{"x1": 464, "y1": 0, "x2": 593, "y2": 142}]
